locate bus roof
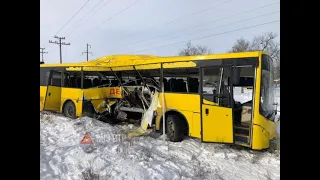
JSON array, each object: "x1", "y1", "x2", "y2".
[{"x1": 40, "y1": 51, "x2": 263, "y2": 69}]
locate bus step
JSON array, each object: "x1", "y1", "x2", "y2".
[
  {"x1": 234, "y1": 128, "x2": 250, "y2": 136},
  {"x1": 235, "y1": 141, "x2": 250, "y2": 148},
  {"x1": 234, "y1": 134, "x2": 250, "y2": 144},
  {"x1": 234, "y1": 124, "x2": 250, "y2": 130}
]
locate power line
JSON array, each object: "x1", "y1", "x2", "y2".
[
  {"x1": 117, "y1": 0, "x2": 234, "y2": 42},
  {"x1": 71, "y1": 0, "x2": 143, "y2": 42},
  {"x1": 65, "y1": 0, "x2": 112, "y2": 37},
  {"x1": 82, "y1": 43, "x2": 93, "y2": 61},
  {"x1": 130, "y1": 10, "x2": 280, "y2": 49},
  {"x1": 40, "y1": 47, "x2": 48, "y2": 63},
  {"x1": 65, "y1": 0, "x2": 111, "y2": 37},
  {"x1": 126, "y1": 1, "x2": 279, "y2": 48},
  {"x1": 128, "y1": 20, "x2": 280, "y2": 54},
  {"x1": 49, "y1": 36, "x2": 71, "y2": 64},
  {"x1": 55, "y1": 0, "x2": 91, "y2": 35}
]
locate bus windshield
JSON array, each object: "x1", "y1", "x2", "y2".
[{"x1": 260, "y1": 54, "x2": 275, "y2": 121}]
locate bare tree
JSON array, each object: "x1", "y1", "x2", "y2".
[
  {"x1": 230, "y1": 32, "x2": 280, "y2": 79},
  {"x1": 179, "y1": 41, "x2": 212, "y2": 56},
  {"x1": 230, "y1": 38, "x2": 251, "y2": 52},
  {"x1": 251, "y1": 32, "x2": 280, "y2": 62},
  {"x1": 251, "y1": 33, "x2": 280, "y2": 79}
]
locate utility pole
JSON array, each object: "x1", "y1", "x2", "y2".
[
  {"x1": 40, "y1": 47, "x2": 48, "y2": 63},
  {"x1": 82, "y1": 43, "x2": 93, "y2": 61},
  {"x1": 49, "y1": 36, "x2": 70, "y2": 64}
]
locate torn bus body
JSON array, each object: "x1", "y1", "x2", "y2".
[{"x1": 82, "y1": 77, "x2": 160, "y2": 126}]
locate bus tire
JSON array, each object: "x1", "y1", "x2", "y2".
[
  {"x1": 63, "y1": 101, "x2": 76, "y2": 119},
  {"x1": 166, "y1": 114, "x2": 185, "y2": 142}
]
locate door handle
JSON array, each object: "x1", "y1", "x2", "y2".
[
  {"x1": 205, "y1": 108, "x2": 209, "y2": 115},
  {"x1": 48, "y1": 93, "x2": 51, "y2": 96}
]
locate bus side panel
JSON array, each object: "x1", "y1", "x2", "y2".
[
  {"x1": 176, "y1": 110, "x2": 193, "y2": 135},
  {"x1": 61, "y1": 88, "x2": 83, "y2": 117},
  {"x1": 251, "y1": 123, "x2": 270, "y2": 150},
  {"x1": 83, "y1": 87, "x2": 122, "y2": 99},
  {"x1": 155, "y1": 93, "x2": 200, "y2": 132},
  {"x1": 83, "y1": 88, "x2": 106, "y2": 114},
  {"x1": 191, "y1": 112, "x2": 201, "y2": 138},
  {"x1": 254, "y1": 115, "x2": 277, "y2": 140},
  {"x1": 252, "y1": 99, "x2": 277, "y2": 149},
  {"x1": 159, "y1": 93, "x2": 200, "y2": 112},
  {"x1": 40, "y1": 86, "x2": 47, "y2": 110},
  {"x1": 83, "y1": 88, "x2": 107, "y2": 100},
  {"x1": 83, "y1": 87, "x2": 121, "y2": 113}
]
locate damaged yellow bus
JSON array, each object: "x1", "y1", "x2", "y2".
[{"x1": 40, "y1": 51, "x2": 278, "y2": 150}]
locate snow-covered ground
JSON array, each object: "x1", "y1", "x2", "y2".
[{"x1": 40, "y1": 88, "x2": 280, "y2": 180}]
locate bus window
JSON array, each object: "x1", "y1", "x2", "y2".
[
  {"x1": 50, "y1": 72, "x2": 62, "y2": 87},
  {"x1": 163, "y1": 68, "x2": 199, "y2": 93},
  {"x1": 202, "y1": 67, "x2": 231, "y2": 107},
  {"x1": 62, "y1": 72, "x2": 81, "y2": 88},
  {"x1": 260, "y1": 54, "x2": 275, "y2": 121},
  {"x1": 40, "y1": 68, "x2": 50, "y2": 86}
]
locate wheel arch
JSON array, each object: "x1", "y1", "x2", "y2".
[
  {"x1": 159, "y1": 109, "x2": 189, "y2": 136},
  {"x1": 62, "y1": 99, "x2": 74, "y2": 112}
]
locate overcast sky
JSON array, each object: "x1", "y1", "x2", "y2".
[{"x1": 40, "y1": 0, "x2": 280, "y2": 64}]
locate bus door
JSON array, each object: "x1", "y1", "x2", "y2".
[
  {"x1": 44, "y1": 70, "x2": 62, "y2": 112},
  {"x1": 201, "y1": 66, "x2": 234, "y2": 143}
]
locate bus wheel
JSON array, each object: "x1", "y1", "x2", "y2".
[
  {"x1": 63, "y1": 101, "x2": 76, "y2": 119},
  {"x1": 166, "y1": 114, "x2": 185, "y2": 142}
]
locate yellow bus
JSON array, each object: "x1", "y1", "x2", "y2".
[{"x1": 40, "y1": 51, "x2": 278, "y2": 150}]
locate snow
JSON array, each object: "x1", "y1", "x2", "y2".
[{"x1": 40, "y1": 88, "x2": 280, "y2": 180}]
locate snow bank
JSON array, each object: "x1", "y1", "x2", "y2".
[
  {"x1": 40, "y1": 88, "x2": 280, "y2": 180},
  {"x1": 40, "y1": 114, "x2": 279, "y2": 180}
]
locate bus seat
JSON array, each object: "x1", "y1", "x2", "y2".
[
  {"x1": 92, "y1": 78, "x2": 100, "y2": 87},
  {"x1": 177, "y1": 79, "x2": 187, "y2": 92},
  {"x1": 76, "y1": 78, "x2": 81, "y2": 88},
  {"x1": 111, "y1": 80, "x2": 119, "y2": 86},
  {"x1": 187, "y1": 77, "x2": 199, "y2": 93},
  {"x1": 84, "y1": 79, "x2": 92, "y2": 89},
  {"x1": 163, "y1": 78, "x2": 169, "y2": 91},
  {"x1": 69, "y1": 77, "x2": 76, "y2": 88},
  {"x1": 64, "y1": 78, "x2": 69, "y2": 87},
  {"x1": 101, "y1": 79, "x2": 110, "y2": 85},
  {"x1": 169, "y1": 78, "x2": 177, "y2": 92}
]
